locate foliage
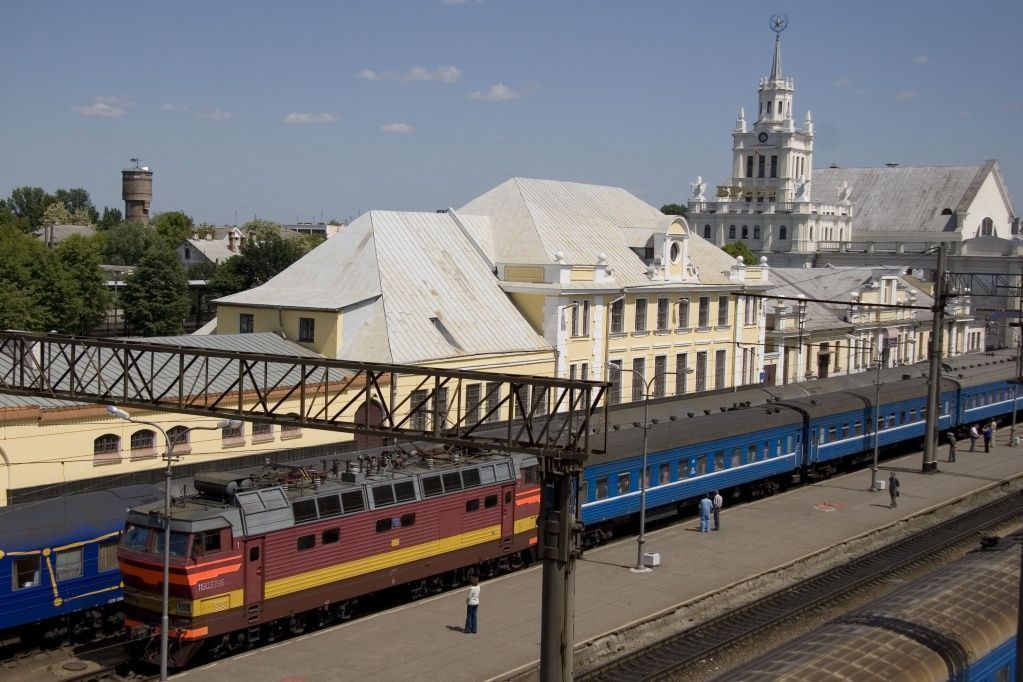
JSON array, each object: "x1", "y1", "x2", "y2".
[
  {"x1": 122, "y1": 246, "x2": 191, "y2": 336},
  {"x1": 42, "y1": 202, "x2": 73, "y2": 227},
  {"x1": 152, "y1": 210, "x2": 195, "y2": 246},
  {"x1": 53, "y1": 188, "x2": 99, "y2": 224},
  {"x1": 6, "y1": 186, "x2": 55, "y2": 230},
  {"x1": 187, "y1": 261, "x2": 218, "y2": 280},
  {"x1": 97, "y1": 207, "x2": 123, "y2": 231},
  {"x1": 0, "y1": 201, "x2": 30, "y2": 232},
  {"x1": 660, "y1": 203, "x2": 688, "y2": 217},
  {"x1": 208, "y1": 220, "x2": 316, "y2": 298},
  {"x1": 103, "y1": 221, "x2": 155, "y2": 266},
  {"x1": 0, "y1": 227, "x2": 109, "y2": 333},
  {"x1": 721, "y1": 241, "x2": 757, "y2": 264},
  {"x1": 50, "y1": 236, "x2": 110, "y2": 333}
]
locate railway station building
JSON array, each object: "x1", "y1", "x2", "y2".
[{"x1": 213, "y1": 177, "x2": 771, "y2": 417}]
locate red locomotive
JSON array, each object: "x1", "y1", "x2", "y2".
[{"x1": 117, "y1": 448, "x2": 540, "y2": 667}]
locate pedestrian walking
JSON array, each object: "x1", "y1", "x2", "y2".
[
  {"x1": 946, "y1": 431, "x2": 957, "y2": 463},
  {"x1": 983, "y1": 423, "x2": 993, "y2": 453},
  {"x1": 464, "y1": 575, "x2": 480, "y2": 634},
  {"x1": 712, "y1": 490, "x2": 723, "y2": 531},
  {"x1": 969, "y1": 424, "x2": 979, "y2": 451},
  {"x1": 698, "y1": 494, "x2": 713, "y2": 533},
  {"x1": 888, "y1": 472, "x2": 900, "y2": 509}
]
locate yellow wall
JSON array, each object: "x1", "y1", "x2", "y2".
[
  {"x1": 217, "y1": 305, "x2": 342, "y2": 358},
  {"x1": 508, "y1": 293, "x2": 545, "y2": 334},
  {"x1": 0, "y1": 401, "x2": 353, "y2": 507}
]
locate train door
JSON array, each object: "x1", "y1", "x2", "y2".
[
  {"x1": 809, "y1": 428, "x2": 818, "y2": 462},
  {"x1": 500, "y1": 484, "x2": 515, "y2": 549},
  {"x1": 244, "y1": 538, "x2": 264, "y2": 620}
]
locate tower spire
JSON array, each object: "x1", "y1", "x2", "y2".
[{"x1": 770, "y1": 33, "x2": 783, "y2": 80}]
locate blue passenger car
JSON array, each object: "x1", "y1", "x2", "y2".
[{"x1": 0, "y1": 485, "x2": 160, "y2": 638}]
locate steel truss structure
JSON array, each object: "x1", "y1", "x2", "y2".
[{"x1": 0, "y1": 332, "x2": 606, "y2": 461}]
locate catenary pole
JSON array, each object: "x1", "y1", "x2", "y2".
[{"x1": 923, "y1": 243, "x2": 947, "y2": 472}]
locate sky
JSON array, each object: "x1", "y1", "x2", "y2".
[{"x1": 2, "y1": 1, "x2": 1021, "y2": 226}]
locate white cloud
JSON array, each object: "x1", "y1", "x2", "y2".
[
  {"x1": 894, "y1": 90, "x2": 916, "y2": 100},
  {"x1": 469, "y1": 83, "x2": 521, "y2": 102},
  {"x1": 197, "y1": 108, "x2": 232, "y2": 121},
  {"x1": 358, "y1": 66, "x2": 461, "y2": 83},
  {"x1": 832, "y1": 76, "x2": 853, "y2": 88},
  {"x1": 73, "y1": 95, "x2": 131, "y2": 117},
  {"x1": 381, "y1": 123, "x2": 416, "y2": 134},
  {"x1": 162, "y1": 103, "x2": 190, "y2": 112},
  {"x1": 283, "y1": 112, "x2": 337, "y2": 124},
  {"x1": 915, "y1": 55, "x2": 929, "y2": 64}
]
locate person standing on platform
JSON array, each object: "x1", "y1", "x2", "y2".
[
  {"x1": 989, "y1": 418, "x2": 997, "y2": 441},
  {"x1": 888, "y1": 472, "x2": 900, "y2": 509},
  {"x1": 699, "y1": 494, "x2": 713, "y2": 533},
  {"x1": 946, "y1": 431, "x2": 957, "y2": 463},
  {"x1": 969, "y1": 424, "x2": 979, "y2": 451},
  {"x1": 712, "y1": 490, "x2": 723, "y2": 531},
  {"x1": 983, "y1": 423, "x2": 993, "y2": 452},
  {"x1": 464, "y1": 575, "x2": 480, "y2": 634}
]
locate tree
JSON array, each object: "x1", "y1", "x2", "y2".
[
  {"x1": 51, "y1": 236, "x2": 110, "y2": 333},
  {"x1": 53, "y1": 188, "x2": 99, "y2": 224},
  {"x1": 97, "y1": 207, "x2": 123, "y2": 231},
  {"x1": 0, "y1": 227, "x2": 53, "y2": 329},
  {"x1": 104, "y1": 221, "x2": 155, "y2": 266},
  {"x1": 6, "y1": 186, "x2": 55, "y2": 230},
  {"x1": 660, "y1": 203, "x2": 688, "y2": 217},
  {"x1": 721, "y1": 241, "x2": 757, "y2": 264},
  {"x1": 0, "y1": 202, "x2": 30, "y2": 232},
  {"x1": 42, "y1": 202, "x2": 73, "y2": 227},
  {"x1": 152, "y1": 210, "x2": 195, "y2": 246},
  {"x1": 208, "y1": 220, "x2": 315, "y2": 297},
  {"x1": 122, "y1": 246, "x2": 190, "y2": 336}
]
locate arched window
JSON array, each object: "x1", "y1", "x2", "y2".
[
  {"x1": 93, "y1": 434, "x2": 121, "y2": 465},
  {"x1": 980, "y1": 217, "x2": 994, "y2": 236},
  {"x1": 728, "y1": 225, "x2": 736, "y2": 239},
  {"x1": 779, "y1": 226, "x2": 788, "y2": 240},
  {"x1": 130, "y1": 429, "x2": 155, "y2": 451},
  {"x1": 741, "y1": 225, "x2": 749, "y2": 239},
  {"x1": 703, "y1": 225, "x2": 711, "y2": 238},
  {"x1": 809, "y1": 227, "x2": 814, "y2": 241},
  {"x1": 167, "y1": 425, "x2": 191, "y2": 452}
]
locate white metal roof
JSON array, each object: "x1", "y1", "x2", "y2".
[
  {"x1": 215, "y1": 211, "x2": 550, "y2": 364},
  {"x1": 457, "y1": 177, "x2": 740, "y2": 287},
  {"x1": 813, "y1": 162, "x2": 996, "y2": 235}
]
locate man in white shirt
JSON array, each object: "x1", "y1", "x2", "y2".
[
  {"x1": 464, "y1": 575, "x2": 480, "y2": 633},
  {"x1": 712, "y1": 490, "x2": 723, "y2": 531}
]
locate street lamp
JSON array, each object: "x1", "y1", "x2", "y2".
[
  {"x1": 847, "y1": 335, "x2": 883, "y2": 492},
  {"x1": 106, "y1": 406, "x2": 241, "y2": 681},
  {"x1": 619, "y1": 367, "x2": 692, "y2": 572}
]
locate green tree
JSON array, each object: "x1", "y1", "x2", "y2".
[
  {"x1": 53, "y1": 188, "x2": 99, "y2": 224},
  {"x1": 97, "y1": 207, "x2": 123, "y2": 231},
  {"x1": 51, "y1": 236, "x2": 110, "y2": 333},
  {"x1": 0, "y1": 227, "x2": 54, "y2": 329},
  {"x1": 122, "y1": 246, "x2": 190, "y2": 336},
  {"x1": 660, "y1": 203, "x2": 688, "y2": 217},
  {"x1": 0, "y1": 202, "x2": 30, "y2": 232},
  {"x1": 42, "y1": 202, "x2": 73, "y2": 227},
  {"x1": 7, "y1": 186, "x2": 56, "y2": 230},
  {"x1": 152, "y1": 210, "x2": 195, "y2": 246},
  {"x1": 208, "y1": 220, "x2": 315, "y2": 297},
  {"x1": 208, "y1": 256, "x2": 246, "y2": 298},
  {"x1": 721, "y1": 241, "x2": 757, "y2": 264},
  {"x1": 104, "y1": 221, "x2": 155, "y2": 266}
]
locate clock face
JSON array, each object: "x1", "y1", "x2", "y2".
[{"x1": 758, "y1": 132, "x2": 769, "y2": 143}]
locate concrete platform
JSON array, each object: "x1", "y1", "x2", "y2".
[{"x1": 177, "y1": 442, "x2": 1023, "y2": 682}]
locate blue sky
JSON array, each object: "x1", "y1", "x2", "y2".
[{"x1": 2, "y1": 1, "x2": 1020, "y2": 225}]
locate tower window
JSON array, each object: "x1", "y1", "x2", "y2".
[
  {"x1": 770, "y1": 156, "x2": 778, "y2": 178},
  {"x1": 780, "y1": 226, "x2": 788, "y2": 240},
  {"x1": 728, "y1": 225, "x2": 736, "y2": 239},
  {"x1": 741, "y1": 225, "x2": 749, "y2": 239},
  {"x1": 766, "y1": 101, "x2": 772, "y2": 114},
  {"x1": 754, "y1": 226, "x2": 761, "y2": 239},
  {"x1": 703, "y1": 225, "x2": 711, "y2": 239},
  {"x1": 758, "y1": 155, "x2": 765, "y2": 178},
  {"x1": 746, "y1": 156, "x2": 753, "y2": 178}
]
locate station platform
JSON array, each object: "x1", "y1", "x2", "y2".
[{"x1": 177, "y1": 441, "x2": 1023, "y2": 682}]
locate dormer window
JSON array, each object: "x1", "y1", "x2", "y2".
[{"x1": 669, "y1": 241, "x2": 681, "y2": 264}]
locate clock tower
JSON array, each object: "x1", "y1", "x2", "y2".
[{"x1": 687, "y1": 16, "x2": 852, "y2": 264}]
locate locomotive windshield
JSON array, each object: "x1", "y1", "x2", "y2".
[{"x1": 121, "y1": 522, "x2": 191, "y2": 557}]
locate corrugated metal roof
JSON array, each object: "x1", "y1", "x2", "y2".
[
  {"x1": 813, "y1": 164, "x2": 988, "y2": 234},
  {"x1": 767, "y1": 267, "x2": 933, "y2": 332},
  {"x1": 216, "y1": 211, "x2": 550, "y2": 364},
  {"x1": 184, "y1": 238, "x2": 237, "y2": 263},
  {"x1": 458, "y1": 177, "x2": 740, "y2": 287}
]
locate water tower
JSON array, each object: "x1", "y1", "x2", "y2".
[{"x1": 122, "y1": 158, "x2": 153, "y2": 224}]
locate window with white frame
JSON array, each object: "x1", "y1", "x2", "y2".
[
  {"x1": 610, "y1": 299, "x2": 624, "y2": 334},
  {"x1": 678, "y1": 297, "x2": 690, "y2": 328},
  {"x1": 653, "y1": 355, "x2": 667, "y2": 398},
  {"x1": 675, "y1": 353, "x2": 689, "y2": 394},
  {"x1": 609, "y1": 360, "x2": 622, "y2": 404},
  {"x1": 717, "y1": 296, "x2": 729, "y2": 326},
  {"x1": 634, "y1": 299, "x2": 647, "y2": 332},
  {"x1": 698, "y1": 297, "x2": 710, "y2": 327},
  {"x1": 632, "y1": 358, "x2": 645, "y2": 401},
  {"x1": 656, "y1": 298, "x2": 669, "y2": 331}
]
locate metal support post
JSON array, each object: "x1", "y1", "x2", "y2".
[
  {"x1": 540, "y1": 465, "x2": 576, "y2": 682},
  {"x1": 923, "y1": 243, "x2": 947, "y2": 472}
]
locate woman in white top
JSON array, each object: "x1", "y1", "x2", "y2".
[{"x1": 464, "y1": 575, "x2": 480, "y2": 634}]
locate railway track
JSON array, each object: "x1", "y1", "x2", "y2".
[{"x1": 576, "y1": 490, "x2": 1023, "y2": 681}]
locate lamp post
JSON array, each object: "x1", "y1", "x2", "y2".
[
  {"x1": 847, "y1": 335, "x2": 883, "y2": 491},
  {"x1": 619, "y1": 367, "x2": 691, "y2": 572},
  {"x1": 795, "y1": 295, "x2": 808, "y2": 384},
  {"x1": 106, "y1": 406, "x2": 241, "y2": 681}
]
